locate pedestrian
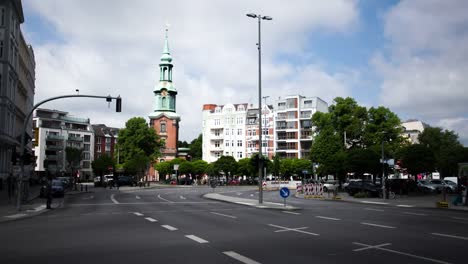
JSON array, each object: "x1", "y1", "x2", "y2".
[{"x1": 46, "y1": 176, "x2": 53, "y2": 209}]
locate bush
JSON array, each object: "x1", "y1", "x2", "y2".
[{"x1": 353, "y1": 192, "x2": 368, "y2": 198}]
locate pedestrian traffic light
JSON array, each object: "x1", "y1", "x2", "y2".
[{"x1": 116, "y1": 97, "x2": 122, "y2": 112}]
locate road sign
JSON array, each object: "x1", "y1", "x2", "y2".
[{"x1": 280, "y1": 187, "x2": 290, "y2": 198}]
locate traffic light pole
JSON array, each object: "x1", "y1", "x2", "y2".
[{"x1": 16, "y1": 94, "x2": 122, "y2": 211}]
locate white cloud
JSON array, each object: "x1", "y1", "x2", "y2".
[
  {"x1": 376, "y1": 0, "x2": 468, "y2": 144},
  {"x1": 24, "y1": 0, "x2": 359, "y2": 141}
]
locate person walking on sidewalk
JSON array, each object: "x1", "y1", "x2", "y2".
[{"x1": 46, "y1": 176, "x2": 53, "y2": 209}]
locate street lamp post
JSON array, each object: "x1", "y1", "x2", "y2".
[{"x1": 246, "y1": 13, "x2": 272, "y2": 204}]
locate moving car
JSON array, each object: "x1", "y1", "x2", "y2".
[
  {"x1": 322, "y1": 180, "x2": 339, "y2": 192},
  {"x1": 40, "y1": 179, "x2": 65, "y2": 198},
  {"x1": 346, "y1": 181, "x2": 381, "y2": 197},
  {"x1": 117, "y1": 175, "x2": 137, "y2": 186}
]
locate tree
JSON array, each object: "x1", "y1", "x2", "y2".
[
  {"x1": 272, "y1": 155, "x2": 281, "y2": 177},
  {"x1": 178, "y1": 162, "x2": 193, "y2": 175},
  {"x1": 91, "y1": 154, "x2": 115, "y2": 176},
  {"x1": 116, "y1": 117, "x2": 163, "y2": 178},
  {"x1": 293, "y1": 159, "x2": 312, "y2": 178},
  {"x1": 329, "y1": 97, "x2": 367, "y2": 148},
  {"x1": 310, "y1": 126, "x2": 343, "y2": 176},
  {"x1": 237, "y1": 158, "x2": 255, "y2": 177},
  {"x1": 155, "y1": 161, "x2": 172, "y2": 180},
  {"x1": 399, "y1": 144, "x2": 435, "y2": 176},
  {"x1": 419, "y1": 127, "x2": 464, "y2": 177},
  {"x1": 178, "y1": 140, "x2": 189, "y2": 148},
  {"x1": 189, "y1": 134, "x2": 203, "y2": 160},
  {"x1": 279, "y1": 158, "x2": 295, "y2": 178},
  {"x1": 213, "y1": 156, "x2": 238, "y2": 177},
  {"x1": 346, "y1": 148, "x2": 380, "y2": 179},
  {"x1": 191, "y1": 160, "x2": 209, "y2": 176}
]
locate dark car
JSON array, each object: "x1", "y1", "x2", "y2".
[
  {"x1": 40, "y1": 179, "x2": 65, "y2": 198},
  {"x1": 117, "y1": 176, "x2": 137, "y2": 186},
  {"x1": 347, "y1": 181, "x2": 381, "y2": 197}
]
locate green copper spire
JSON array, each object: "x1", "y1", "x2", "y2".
[{"x1": 160, "y1": 28, "x2": 172, "y2": 63}]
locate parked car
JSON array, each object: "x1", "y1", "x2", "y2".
[
  {"x1": 322, "y1": 180, "x2": 339, "y2": 192},
  {"x1": 40, "y1": 179, "x2": 65, "y2": 198},
  {"x1": 56, "y1": 177, "x2": 72, "y2": 189},
  {"x1": 443, "y1": 180, "x2": 458, "y2": 193},
  {"x1": 346, "y1": 181, "x2": 381, "y2": 197},
  {"x1": 417, "y1": 180, "x2": 437, "y2": 193},
  {"x1": 94, "y1": 175, "x2": 112, "y2": 187},
  {"x1": 117, "y1": 176, "x2": 137, "y2": 186},
  {"x1": 428, "y1": 179, "x2": 451, "y2": 193}
]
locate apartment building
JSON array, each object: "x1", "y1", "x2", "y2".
[
  {"x1": 92, "y1": 124, "x2": 119, "y2": 161},
  {"x1": 0, "y1": 0, "x2": 36, "y2": 182},
  {"x1": 202, "y1": 103, "x2": 248, "y2": 163},
  {"x1": 33, "y1": 109, "x2": 94, "y2": 180},
  {"x1": 245, "y1": 105, "x2": 275, "y2": 159},
  {"x1": 401, "y1": 119, "x2": 428, "y2": 144},
  {"x1": 274, "y1": 95, "x2": 328, "y2": 159}
]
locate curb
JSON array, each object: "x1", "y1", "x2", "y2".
[{"x1": 203, "y1": 193, "x2": 300, "y2": 210}]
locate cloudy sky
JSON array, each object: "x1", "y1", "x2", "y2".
[{"x1": 22, "y1": 0, "x2": 468, "y2": 145}]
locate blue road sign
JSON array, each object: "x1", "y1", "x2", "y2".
[{"x1": 280, "y1": 187, "x2": 290, "y2": 198}]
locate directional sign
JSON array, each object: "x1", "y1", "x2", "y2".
[{"x1": 280, "y1": 187, "x2": 290, "y2": 198}]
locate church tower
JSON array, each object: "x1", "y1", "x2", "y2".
[{"x1": 148, "y1": 28, "x2": 181, "y2": 181}]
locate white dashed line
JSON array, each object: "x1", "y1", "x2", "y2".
[
  {"x1": 361, "y1": 222, "x2": 396, "y2": 229},
  {"x1": 4, "y1": 213, "x2": 27, "y2": 218},
  {"x1": 403, "y1": 212, "x2": 427, "y2": 216},
  {"x1": 316, "y1": 216, "x2": 341, "y2": 221},
  {"x1": 396, "y1": 204, "x2": 414, "y2": 208},
  {"x1": 144, "y1": 217, "x2": 158, "y2": 222},
  {"x1": 135, "y1": 196, "x2": 141, "y2": 199},
  {"x1": 210, "y1": 212, "x2": 237, "y2": 218},
  {"x1": 157, "y1": 194, "x2": 173, "y2": 203},
  {"x1": 161, "y1": 225, "x2": 178, "y2": 231},
  {"x1": 179, "y1": 195, "x2": 186, "y2": 200},
  {"x1": 133, "y1": 212, "x2": 143, "y2": 216},
  {"x1": 250, "y1": 194, "x2": 254, "y2": 197},
  {"x1": 223, "y1": 251, "x2": 261, "y2": 264},
  {"x1": 282, "y1": 211, "x2": 301, "y2": 215},
  {"x1": 185, "y1": 235, "x2": 209, "y2": 244},
  {"x1": 451, "y1": 216, "x2": 468, "y2": 221},
  {"x1": 364, "y1": 207, "x2": 384, "y2": 212},
  {"x1": 110, "y1": 194, "x2": 119, "y2": 204},
  {"x1": 431, "y1": 232, "x2": 468, "y2": 241}
]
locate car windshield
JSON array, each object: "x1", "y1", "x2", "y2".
[{"x1": 52, "y1": 180, "x2": 62, "y2": 186}]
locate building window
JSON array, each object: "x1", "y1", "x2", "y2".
[
  {"x1": 225, "y1": 141, "x2": 229, "y2": 147},
  {"x1": 237, "y1": 117, "x2": 243, "y2": 125},
  {"x1": 84, "y1": 135, "x2": 90, "y2": 142},
  {"x1": 215, "y1": 152, "x2": 221, "y2": 158},
  {"x1": 97, "y1": 145, "x2": 101, "y2": 152},
  {"x1": 83, "y1": 161, "x2": 90, "y2": 169},
  {"x1": 97, "y1": 137, "x2": 101, "y2": 144},
  {"x1": 237, "y1": 129, "x2": 242, "y2": 135},
  {"x1": 105, "y1": 144, "x2": 111, "y2": 152},
  {"x1": 0, "y1": 8, "x2": 4, "y2": 26},
  {"x1": 215, "y1": 141, "x2": 220, "y2": 148},
  {"x1": 237, "y1": 152, "x2": 243, "y2": 158},
  {"x1": 105, "y1": 137, "x2": 111, "y2": 143},
  {"x1": 231, "y1": 141, "x2": 234, "y2": 147},
  {"x1": 214, "y1": 119, "x2": 220, "y2": 125},
  {"x1": 84, "y1": 144, "x2": 90, "y2": 151},
  {"x1": 262, "y1": 129, "x2": 268, "y2": 135},
  {"x1": 237, "y1": 140, "x2": 242, "y2": 147},
  {"x1": 253, "y1": 130, "x2": 256, "y2": 136},
  {"x1": 161, "y1": 123, "x2": 166, "y2": 133},
  {"x1": 214, "y1": 129, "x2": 220, "y2": 136},
  {"x1": 262, "y1": 142, "x2": 267, "y2": 147},
  {"x1": 225, "y1": 129, "x2": 229, "y2": 135}
]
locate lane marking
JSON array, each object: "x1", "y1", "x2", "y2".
[
  {"x1": 431, "y1": 232, "x2": 468, "y2": 241},
  {"x1": 110, "y1": 194, "x2": 119, "y2": 204},
  {"x1": 223, "y1": 251, "x2": 261, "y2": 264},
  {"x1": 136, "y1": 196, "x2": 141, "y2": 199},
  {"x1": 451, "y1": 216, "x2": 468, "y2": 221},
  {"x1": 82, "y1": 195, "x2": 94, "y2": 200},
  {"x1": 364, "y1": 207, "x2": 384, "y2": 212},
  {"x1": 282, "y1": 211, "x2": 301, "y2": 215},
  {"x1": 210, "y1": 212, "x2": 237, "y2": 218},
  {"x1": 353, "y1": 242, "x2": 451, "y2": 264},
  {"x1": 361, "y1": 201, "x2": 388, "y2": 205},
  {"x1": 236, "y1": 192, "x2": 243, "y2": 196},
  {"x1": 179, "y1": 195, "x2": 186, "y2": 200},
  {"x1": 353, "y1": 242, "x2": 392, "y2": 252},
  {"x1": 396, "y1": 204, "x2": 414, "y2": 208},
  {"x1": 161, "y1": 225, "x2": 178, "y2": 231},
  {"x1": 268, "y1": 224, "x2": 319, "y2": 236},
  {"x1": 361, "y1": 222, "x2": 396, "y2": 229},
  {"x1": 316, "y1": 216, "x2": 341, "y2": 221},
  {"x1": 27, "y1": 205, "x2": 47, "y2": 212},
  {"x1": 250, "y1": 194, "x2": 254, "y2": 197},
  {"x1": 4, "y1": 213, "x2": 27, "y2": 218},
  {"x1": 157, "y1": 194, "x2": 173, "y2": 203},
  {"x1": 403, "y1": 212, "x2": 427, "y2": 216},
  {"x1": 144, "y1": 217, "x2": 158, "y2": 222},
  {"x1": 133, "y1": 212, "x2": 143, "y2": 216},
  {"x1": 185, "y1": 235, "x2": 209, "y2": 244}
]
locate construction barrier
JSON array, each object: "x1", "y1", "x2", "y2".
[
  {"x1": 300, "y1": 183, "x2": 324, "y2": 198},
  {"x1": 263, "y1": 181, "x2": 302, "y2": 191}
]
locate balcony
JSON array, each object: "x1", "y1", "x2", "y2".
[
  {"x1": 47, "y1": 165, "x2": 58, "y2": 172},
  {"x1": 47, "y1": 134, "x2": 64, "y2": 141},
  {"x1": 68, "y1": 135, "x2": 83, "y2": 142},
  {"x1": 45, "y1": 155, "x2": 58, "y2": 160},
  {"x1": 60, "y1": 116, "x2": 89, "y2": 124},
  {"x1": 46, "y1": 145, "x2": 63, "y2": 151},
  {"x1": 300, "y1": 114, "x2": 312, "y2": 119}
]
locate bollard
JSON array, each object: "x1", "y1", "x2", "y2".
[
  {"x1": 85, "y1": 185, "x2": 88, "y2": 192},
  {"x1": 80, "y1": 184, "x2": 83, "y2": 192}
]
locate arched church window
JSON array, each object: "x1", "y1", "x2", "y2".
[
  {"x1": 162, "y1": 97, "x2": 167, "y2": 108},
  {"x1": 161, "y1": 122, "x2": 166, "y2": 133},
  {"x1": 163, "y1": 67, "x2": 167, "y2": 80}
]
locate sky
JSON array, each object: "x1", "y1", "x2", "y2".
[{"x1": 21, "y1": 0, "x2": 468, "y2": 146}]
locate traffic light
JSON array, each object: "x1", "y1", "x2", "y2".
[{"x1": 116, "y1": 97, "x2": 122, "y2": 112}]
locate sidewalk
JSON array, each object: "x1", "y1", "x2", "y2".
[
  {"x1": 296, "y1": 191, "x2": 468, "y2": 211},
  {"x1": 204, "y1": 193, "x2": 299, "y2": 210}
]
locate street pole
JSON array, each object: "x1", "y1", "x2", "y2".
[
  {"x1": 16, "y1": 94, "x2": 122, "y2": 211},
  {"x1": 247, "y1": 13, "x2": 272, "y2": 204},
  {"x1": 381, "y1": 139, "x2": 386, "y2": 199}
]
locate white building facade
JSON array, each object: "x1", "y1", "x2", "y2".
[
  {"x1": 33, "y1": 109, "x2": 95, "y2": 180},
  {"x1": 202, "y1": 103, "x2": 248, "y2": 163},
  {"x1": 401, "y1": 119, "x2": 428, "y2": 144}
]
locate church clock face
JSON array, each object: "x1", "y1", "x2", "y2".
[{"x1": 161, "y1": 90, "x2": 168, "y2": 96}]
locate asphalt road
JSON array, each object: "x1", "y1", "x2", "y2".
[{"x1": 0, "y1": 185, "x2": 467, "y2": 264}]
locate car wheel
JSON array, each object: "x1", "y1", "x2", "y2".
[{"x1": 323, "y1": 187, "x2": 328, "y2": 192}]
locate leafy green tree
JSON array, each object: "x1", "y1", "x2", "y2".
[
  {"x1": 329, "y1": 97, "x2": 367, "y2": 148},
  {"x1": 293, "y1": 159, "x2": 313, "y2": 178},
  {"x1": 178, "y1": 162, "x2": 193, "y2": 175},
  {"x1": 116, "y1": 117, "x2": 163, "y2": 177},
  {"x1": 346, "y1": 148, "x2": 380, "y2": 179},
  {"x1": 155, "y1": 162, "x2": 172, "y2": 179},
  {"x1": 189, "y1": 134, "x2": 203, "y2": 160},
  {"x1": 91, "y1": 154, "x2": 115, "y2": 176},
  {"x1": 419, "y1": 127, "x2": 464, "y2": 177},
  {"x1": 237, "y1": 158, "x2": 255, "y2": 177},
  {"x1": 178, "y1": 140, "x2": 189, "y2": 148},
  {"x1": 213, "y1": 156, "x2": 238, "y2": 177},
  {"x1": 272, "y1": 154, "x2": 281, "y2": 176},
  {"x1": 280, "y1": 158, "x2": 295, "y2": 178},
  {"x1": 191, "y1": 160, "x2": 209, "y2": 176},
  {"x1": 310, "y1": 126, "x2": 343, "y2": 175},
  {"x1": 399, "y1": 144, "x2": 435, "y2": 176}
]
